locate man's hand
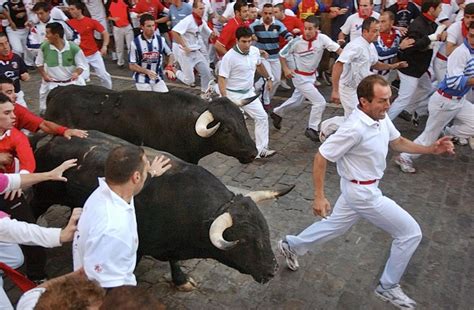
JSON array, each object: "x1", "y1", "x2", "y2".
[
  {"x1": 0, "y1": 153, "x2": 13, "y2": 166},
  {"x1": 312, "y1": 197, "x2": 331, "y2": 218},
  {"x1": 266, "y1": 79, "x2": 273, "y2": 91},
  {"x1": 399, "y1": 37, "x2": 415, "y2": 50},
  {"x1": 59, "y1": 208, "x2": 82, "y2": 243},
  {"x1": 4, "y1": 189, "x2": 22, "y2": 201},
  {"x1": 391, "y1": 61, "x2": 408, "y2": 70},
  {"x1": 46, "y1": 159, "x2": 78, "y2": 182},
  {"x1": 71, "y1": 72, "x2": 80, "y2": 81},
  {"x1": 42, "y1": 74, "x2": 53, "y2": 82},
  {"x1": 283, "y1": 67, "x2": 294, "y2": 79},
  {"x1": 149, "y1": 155, "x2": 172, "y2": 177},
  {"x1": 260, "y1": 50, "x2": 269, "y2": 59},
  {"x1": 331, "y1": 89, "x2": 340, "y2": 104},
  {"x1": 100, "y1": 45, "x2": 107, "y2": 56},
  {"x1": 64, "y1": 129, "x2": 88, "y2": 140},
  {"x1": 146, "y1": 69, "x2": 158, "y2": 80},
  {"x1": 431, "y1": 136, "x2": 455, "y2": 155}
]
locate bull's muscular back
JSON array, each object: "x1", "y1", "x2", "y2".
[{"x1": 45, "y1": 86, "x2": 213, "y2": 163}]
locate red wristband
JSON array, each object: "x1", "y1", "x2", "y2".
[
  {"x1": 56, "y1": 126, "x2": 68, "y2": 136},
  {"x1": 165, "y1": 65, "x2": 174, "y2": 71}
]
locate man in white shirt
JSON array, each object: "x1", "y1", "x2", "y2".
[
  {"x1": 172, "y1": 1, "x2": 216, "y2": 99},
  {"x1": 218, "y1": 26, "x2": 276, "y2": 159},
  {"x1": 338, "y1": 0, "x2": 380, "y2": 43},
  {"x1": 272, "y1": 15, "x2": 341, "y2": 142},
  {"x1": 278, "y1": 74, "x2": 455, "y2": 310},
  {"x1": 73, "y1": 146, "x2": 171, "y2": 289}
]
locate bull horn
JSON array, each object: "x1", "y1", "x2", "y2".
[
  {"x1": 245, "y1": 185, "x2": 295, "y2": 203},
  {"x1": 229, "y1": 94, "x2": 259, "y2": 107},
  {"x1": 209, "y1": 212, "x2": 239, "y2": 250},
  {"x1": 195, "y1": 110, "x2": 221, "y2": 138}
]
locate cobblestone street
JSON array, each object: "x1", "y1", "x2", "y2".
[{"x1": 6, "y1": 61, "x2": 473, "y2": 309}]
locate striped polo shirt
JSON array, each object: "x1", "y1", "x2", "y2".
[{"x1": 250, "y1": 19, "x2": 292, "y2": 59}]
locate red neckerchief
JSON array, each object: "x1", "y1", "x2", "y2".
[
  {"x1": 0, "y1": 52, "x2": 13, "y2": 61},
  {"x1": 358, "y1": 8, "x2": 372, "y2": 19},
  {"x1": 304, "y1": 32, "x2": 318, "y2": 49},
  {"x1": 380, "y1": 28, "x2": 397, "y2": 48},
  {"x1": 422, "y1": 12, "x2": 436, "y2": 22},
  {"x1": 397, "y1": 0, "x2": 408, "y2": 10},
  {"x1": 462, "y1": 19, "x2": 468, "y2": 37},
  {"x1": 193, "y1": 12, "x2": 203, "y2": 26},
  {"x1": 413, "y1": 0, "x2": 422, "y2": 6}
]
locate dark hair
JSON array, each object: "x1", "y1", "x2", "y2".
[
  {"x1": 305, "y1": 15, "x2": 320, "y2": 28},
  {"x1": 361, "y1": 16, "x2": 379, "y2": 32},
  {"x1": 235, "y1": 26, "x2": 253, "y2": 40},
  {"x1": 140, "y1": 13, "x2": 155, "y2": 25},
  {"x1": 234, "y1": 0, "x2": 248, "y2": 13},
  {"x1": 0, "y1": 93, "x2": 10, "y2": 104},
  {"x1": 357, "y1": 74, "x2": 389, "y2": 102},
  {"x1": 99, "y1": 286, "x2": 165, "y2": 310},
  {"x1": 274, "y1": 3, "x2": 285, "y2": 11},
  {"x1": 192, "y1": 0, "x2": 202, "y2": 9},
  {"x1": 46, "y1": 22, "x2": 64, "y2": 38},
  {"x1": 0, "y1": 32, "x2": 7, "y2": 40},
  {"x1": 469, "y1": 21, "x2": 474, "y2": 30},
  {"x1": 465, "y1": 3, "x2": 474, "y2": 15},
  {"x1": 382, "y1": 10, "x2": 395, "y2": 21},
  {"x1": 262, "y1": 3, "x2": 273, "y2": 9},
  {"x1": 105, "y1": 145, "x2": 145, "y2": 184},
  {"x1": 69, "y1": 0, "x2": 86, "y2": 12},
  {"x1": 35, "y1": 276, "x2": 105, "y2": 310},
  {"x1": 0, "y1": 76, "x2": 14, "y2": 85},
  {"x1": 358, "y1": 0, "x2": 373, "y2": 5},
  {"x1": 421, "y1": 0, "x2": 441, "y2": 13},
  {"x1": 248, "y1": 3, "x2": 256, "y2": 8},
  {"x1": 33, "y1": 2, "x2": 50, "y2": 12}
]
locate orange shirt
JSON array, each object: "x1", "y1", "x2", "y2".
[
  {"x1": 108, "y1": 0, "x2": 130, "y2": 27},
  {"x1": 68, "y1": 17, "x2": 105, "y2": 56}
]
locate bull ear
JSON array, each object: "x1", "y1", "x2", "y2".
[
  {"x1": 245, "y1": 185, "x2": 295, "y2": 203},
  {"x1": 209, "y1": 212, "x2": 239, "y2": 250},
  {"x1": 228, "y1": 94, "x2": 259, "y2": 107}
]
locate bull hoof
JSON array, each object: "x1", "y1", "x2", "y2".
[{"x1": 176, "y1": 277, "x2": 197, "y2": 292}]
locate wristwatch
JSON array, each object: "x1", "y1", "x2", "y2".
[{"x1": 264, "y1": 76, "x2": 273, "y2": 81}]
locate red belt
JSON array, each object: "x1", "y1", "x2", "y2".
[
  {"x1": 350, "y1": 179, "x2": 377, "y2": 185},
  {"x1": 436, "y1": 52, "x2": 447, "y2": 61},
  {"x1": 437, "y1": 89, "x2": 461, "y2": 100},
  {"x1": 294, "y1": 69, "x2": 316, "y2": 76}
]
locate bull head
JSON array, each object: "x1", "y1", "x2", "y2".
[
  {"x1": 244, "y1": 185, "x2": 295, "y2": 203},
  {"x1": 195, "y1": 110, "x2": 221, "y2": 138},
  {"x1": 228, "y1": 94, "x2": 260, "y2": 107},
  {"x1": 209, "y1": 212, "x2": 239, "y2": 250}
]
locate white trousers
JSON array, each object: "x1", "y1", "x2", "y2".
[
  {"x1": 227, "y1": 89, "x2": 269, "y2": 153},
  {"x1": 254, "y1": 58, "x2": 280, "y2": 105},
  {"x1": 286, "y1": 179, "x2": 422, "y2": 288},
  {"x1": 273, "y1": 74, "x2": 326, "y2": 130},
  {"x1": 432, "y1": 56, "x2": 447, "y2": 84},
  {"x1": 339, "y1": 83, "x2": 358, "y2": 117},
  {"x1": 388, "y1": 71, "x2": 434, "y2": 120},
  {"x1": 401, "y1": 92, "x2": 474, "y2": 162},
  {"x1": 5, "y1": 27, "x2": 34, "y2": 66},
  {"x1": 83, "y1": 52, "x2": 113, "y2": 89},
  {"x1": 135, "y1": 80, "x2": 168, "y2": 92},
  {"x1": 112, "y1": 25, "x2": 133, "y2": 66},
  {"x1": 175, "y1": 49, "x2": 213, "y2": 92},
  {"x1": 0, "y1": 242, "x2": 24, "y2": 310},
  {"x1": 39, "y1": 79, "x2": 85, "y2": 111}
]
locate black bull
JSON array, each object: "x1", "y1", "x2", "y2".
[
  {"x1": 32, "y1": 131, "x2": 294, "y2": 288},
  {"x1": 45, "y1": 85, "x2": 258, "y2": 164}
]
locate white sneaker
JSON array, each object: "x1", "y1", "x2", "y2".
[
  {"x1": 395, "y1": 156, "x2": 416, "y2": 173},
  {"x1": 375, "y1": 284, "x2": 417, "y2": 309},
  {"x1": 280, "y1": 79, "x2": 291, "y2": 89},
  {"x1": 256, "y1": 148, "x2": 276, "y2": 159},
  {"x1": 111, "y1": 52, "x2": 118, "y2": 61},
  {"x1": 278, "y1": 240, "x2": 299, "y2": 271}
]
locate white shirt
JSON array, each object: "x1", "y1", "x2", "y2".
[
  {"x1": 73, "y1": 178, "x2": 139, "y2": 288},
  {"x1": 447, "y1": 20, "x2": 465, "y2": 47},
  {"x1": 222, "y1": 2, "x2": 235, "y2": 19},
  {"x1": 338, "y1": 36, "x2": 379, "y2": 89},
  {"x1": 319, "y1": 108, "x2": 400, "y2": 181},
  {"x1": 340, "y1": 11, "x2": 380, "y2": 41},
  {"x1": 280, "y1": 33, "x2": 340, "y2": 74},
  {"x1": 0, "y1": 216, "x2": 61, "y2": 247},
  {"x1": 188, "y1": 0, "x2": 214, "y2": 22},
  {"x1": 172, "y1": 14, "x2": 212, "y2": 51},
  {"x1": 219, "y1": 46, "x2": 261, "y2": 92}
]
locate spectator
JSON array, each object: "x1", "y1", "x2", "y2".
[
  {"x1": 386, "y1": 0, "x2": 420, "y2": 29},
  {"x1": 215, "y1": 0, "x2": 249, "y2": 57},
  {"x1": 106, "y1": 0, "x2": 134, "y2": 68}
]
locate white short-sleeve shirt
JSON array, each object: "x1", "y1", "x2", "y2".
[
  {"x1": 340, "y1": 11, "x2": 380, "y2": 41},
  {"x1": 172, "y1": 14, "x2": 212, "y2": 51},
  {"x1": 338, "y1": 36, "x2": 379, "y2": 89},
  {"x1": 219, "y1": 46, "x2": 261, "y2": 92},
  {"x1": 446, "y1": 20, "x2": 464, "y2": 46},
  {"x1": 73, "y1": 178, "x2": 139, "y2": 288},
  {"x1": 319, "y1": 108, "x2": 400, "y2": 181}
]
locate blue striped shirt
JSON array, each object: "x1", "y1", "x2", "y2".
[{"x1": 250, "y1": 19, "x2": 292, "y2": 59}]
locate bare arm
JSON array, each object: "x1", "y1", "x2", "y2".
[
  {"x1": 312, "y1": 152, "x2": 331, "y2": 218},
  {"x1": 171, "y1": 30, "x2": 190, "y2": 54},
  {"x1": 445, "y1": 41, "x2": 458, "y2": 56},
  {"x1": 389, "y1": 136, "x2": 455, "y2": 155},
  {"x1": 100, "y1": 31, "x2": 110, "y2": 56},
  {"x1": 18, "y1": 159, "x2": 77, "y2": 188},
  {"x1": 372, "y1": 61, "x2": 408, "y2": 71},
  {"x1": 218, "y1": 75, "x2": 227, "y2": 97},
  {"x1": 214, "y1": 41, "x2": 228, "y2": 56},
  {"x1": 331, "y1": 61, "x2": 343, "y2": 103},
  {"x1": 280, "y1": 56, "x2": 294, "y2": 79}
]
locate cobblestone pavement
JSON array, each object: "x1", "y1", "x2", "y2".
[{"x1": 6, "y1": 60, "x2": 473, "y2": 309}]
